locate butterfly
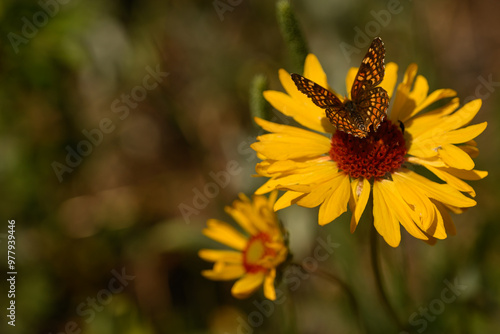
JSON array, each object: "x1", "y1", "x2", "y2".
[{"x1": 291, "y1": 37, "x2": 389, "y2": 138}]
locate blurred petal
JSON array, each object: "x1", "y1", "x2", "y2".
[
  {"x1": 198, "y1": 250, "x2": 242, "y2": 263},
  {"x1": 263, "y1": 269, "x2": 277, "y2": 300},
  {"x1": 203, "y1": 219, "x2": 248, "y2": 251},
  {"x1": 202, "y1": 263, "x2": 246, "y2": 281},
  {"x1": 232, "y1": 273, "x2": 265, "y2": 299}
]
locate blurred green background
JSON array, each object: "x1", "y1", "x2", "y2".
[{"x1": 0, "y1": 0, "x2": 499, "y2": 333}]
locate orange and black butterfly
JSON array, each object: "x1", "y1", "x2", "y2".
[{"x1": 291, "y1": 37, "x2": 389, "y2": 138}]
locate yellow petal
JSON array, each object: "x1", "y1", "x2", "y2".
[
  {"x1": 198, "y1": 249, "x2": 242, "y2": 264},
  {"x1": 346, "y1": 67, "x2": 358, "y2": 99},
  {"x1": 303, "y1": 54, "x2": 329, "y2": 87},
  {"x1": 423, "y1": 164, "x2": 476, "y2": 197},
  {"x1": 263, "y1": 84, "x2": 335, "y2": 134},
  {"x1": 400, "y1": 75, "x2": 430, "y2": 121},
  {"x1": 274, "y1": 191, "x2": 305, "y2": 211},
  {"x1": 438, "y1": 99, "x2": 482, "y2": 132},
  {"x1": 433, "y1": 200, "x2": 457, "y2": 235},
  {"x1": 393, "y1": 169, "x2": 476, "y2": 208},
  {"x1": 297, "y1": 171, "x2": 347, "y2": 208},
  {"x1": 252, "y1": 139, "x2": 329, "y2": 160},
  {"x1": 411, "y1": 100, "x2": 483, "y2": 145},
  {"x1": 349, "y1": 178, "x2": 371, "y2": 233},
  {"x1": 461, "y1": 144, "x2": 480, "y2": 158},
  {"x1": 403, "y1": 98, "x2": 460, "y2": 138},
  {"x1": 438, "y1": 144, "x2": 475, "y2": 170},
  {"x1": 231, "y1": 272, "x2": 265, "y2": 299},
  {"x1": 202, "y1": 263, "x2": 246, "y2": 281},
  {"x1": 438, "y1": 167, "x2": 488, "y2": 181},
  {"x1": 393, "y1": 178, "x2": 436, "y2": 231},
  {"x1": 373, "y1": 181, "x2": 401, "y2": 247},
  {"x1": 407, "y1": 156, "x2": 447, "y2": 168},
  {"x1": 203, "y1": 219, "x2": 248, "y2": 251},
  {"x1": 407, "y1": 139, "x2": 439, "y2": 159},
  {"x1": 390, "y1": 64, "x2": 416, "y2": 122},
  {"x1": 280, "y1": 68, "x2": 312, "y2": 101},
  {"x1": 381, "y1": 62, "x2": 398, "y2": 99},
  {"x1": 226, "y1": 205, "x2": 259, "y2": 236},
  {"x1": 318, "y1": 173, "x2": 350, "y2": 225},
  {"x1": 391, "y1": 64, "x2": 439, "y2": 123},
  {"x1": 255, "y1": 177, "x2": 279, "y2": 195},
  {"x1": 264, "y1": 157, "x2": 336, "y2": 174},
  {"x1": 229, "y1": 195, "x2": 271, "y2": 234},
  {"x1": 411, "y1": 88, "x2": 457, "y2": 116},
  {"x1": 409, "y1": 140, "x2": 478, "y2": 169},
  {"x1": 259, "y1": 164, "x2": 337, "y2": 194},
  {"x1": 440, "y1": 122, "x2": 487, "y2": 144},
  {"x1": 267, "y1": 190, "x2": 279, "y2": 209},
  {"x1": 278, "y1": 184, "x2": 312, "y2": 192},
  {"x1": 252, "y1": 118, "x2": 331, "y2": 159},
  {"x1": 423, "y1": 205, "x2": 447, "y2": 240},
  {"x1": 263, "y1": 269, "x2": 277, "y2": 300},
  {"x1": 376, "y1": 179, "x2": 428, "y2": 241}
]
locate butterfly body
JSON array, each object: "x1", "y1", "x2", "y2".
[
  {"x1": 343, "y1": 100, "x2": 366, "y2": 131},
  {"x1": 291, "y1": 37, "x2": 389, "y2": 138}
]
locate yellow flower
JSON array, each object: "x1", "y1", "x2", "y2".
[
  {"x1": 199, "y1": 192, "x2": 288, "y2": 300},
  {"x1": 251, "y1": 54, "x2": 487, "y2": 247}
]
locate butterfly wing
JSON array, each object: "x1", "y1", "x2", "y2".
[
  {"x1": 291, "y1": 73, "x2": 343, "y2": 109},
  {"x1": 351, "y1": 37, "x2": 386, "y2": 101},
  {"x1": 356, "y1": 87, "x2": 389, "y2": 131},
  {"x1": 291, "y1": 73, "x2": 348, "y2": 127},
  {"x1": 292, "y1": 73, "x2": 372, "y2": 137}
]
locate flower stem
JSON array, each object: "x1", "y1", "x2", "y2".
[
  {"x1": 276, "y1": 0, "x2": 309, "y2": 73},
  {"x1": 292, "y1": 263, "x2": 365, "y2": 332},
  {"x1": 249, "y1": 74, "x2": 271, "y2": 124},
  {"x1": 370, "y1": 222, "x2": 404, "y2": 331}
]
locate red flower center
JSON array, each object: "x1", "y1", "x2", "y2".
[
  {"x1": 329, "y1": 120, "x2": 407, "y2": 180},
  {"x1": 242, "y1": 233, "x2": 276, "y2": 273}
]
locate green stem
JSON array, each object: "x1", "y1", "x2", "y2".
[
  {"x1": 370, "y1": 222, "x2": 404, "y2": 331},
  {"x1": 276, "y1": 0, "x2": 309, "y2": 73},
  {"x1": 249, "y1": 74, "x2": 271, "y2": 124},
  {"x1": 292, "y1": 263, "x2": 365, "y2": 333}
]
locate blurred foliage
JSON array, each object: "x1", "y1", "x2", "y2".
[{"x1": 0, "y1": 0, "x2": 498, "y2": 333}]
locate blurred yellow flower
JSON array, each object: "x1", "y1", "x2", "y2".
[
  {"x1": 199, "y1": 192, "x2": 288, "y2": 300},
  {"x1": 252, "y1": 54, "x2": 487, "y2": 247}
]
